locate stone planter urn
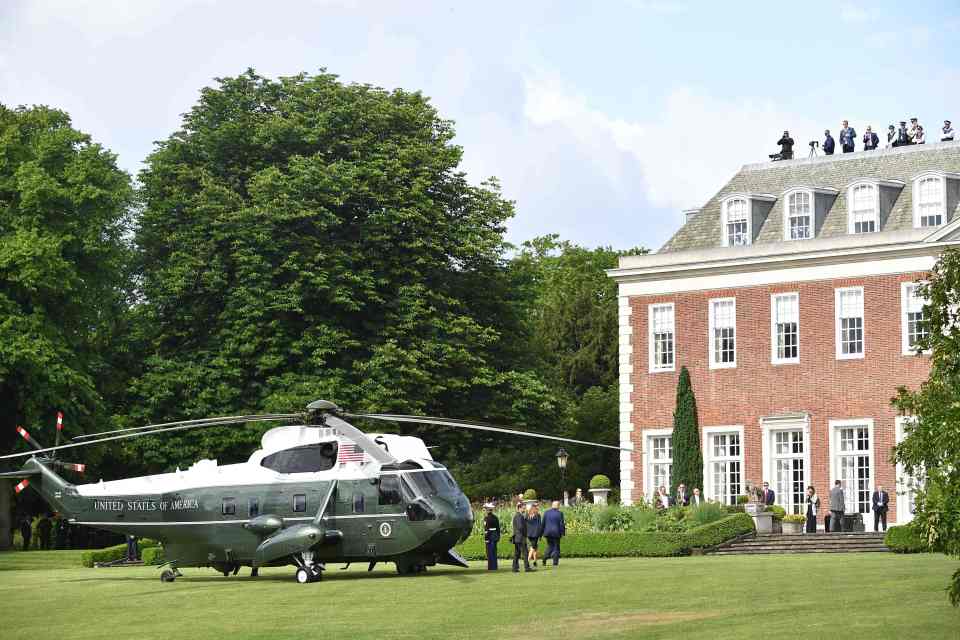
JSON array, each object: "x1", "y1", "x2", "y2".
[
  {"x1": 749, "y1": 511, "x2": 774, "y2": 534},
  {"x1": 782, "y1": 520, "x2": 804, "y2": 535},
  {"x1": 589, "y1": 488, "x2": 611, "y2": 505}
]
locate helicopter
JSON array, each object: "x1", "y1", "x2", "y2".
[{"x1": 0, "y1": 400, "x2": 630, "y2": 584}]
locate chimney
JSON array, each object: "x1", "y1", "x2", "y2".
[{"x1": 683, "y1": 208, "x2": 701, "y2": 224}]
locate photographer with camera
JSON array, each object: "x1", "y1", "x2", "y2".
[
  {"x1": 839, "y1": 120, "x2": 856, "y2": 153},
  {"x1": 863, "y1": 126, "x2": 879, "y2": 151},
  {"x1": 823, "y1": 129, "x2": 835, "y2": 155},
  {"x1": 769, "y1": 130, "x2": 794, "y2": 161}
]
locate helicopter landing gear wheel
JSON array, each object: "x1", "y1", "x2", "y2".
[
  {"x1": 295, "y1": 567, "x2": 311, "y2": 584},
  {"x1": 160, "y1": 569, "x2": 176, "y2": 583},
  {"x1": 395, "y1": 560, "x2": 426, "y2": 575}
]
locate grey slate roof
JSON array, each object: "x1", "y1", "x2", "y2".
[{"x1": 660, "y1": 140, "x2": 960, "y2": 253}]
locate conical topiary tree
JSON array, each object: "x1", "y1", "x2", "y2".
[{"x1": 670, "y1": 366, "x2": 703, "y2": 497}]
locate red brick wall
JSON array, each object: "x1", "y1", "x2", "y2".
[{"x1": 628, "y1": 272, "x2": 930, "y2": 523}]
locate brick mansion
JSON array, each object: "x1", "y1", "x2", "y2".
[{"x1": 608, "y1": 140, "x2": 960, "y2": 527}]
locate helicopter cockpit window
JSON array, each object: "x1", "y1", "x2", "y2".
[
  {"x1": 260, "y1": 442, "x2": 338, "y2": 474},
  {"x1": 378, "y1": 475, "x2": 402, "y2": 505},
  {"x1": 353, "y1": 493, "x2": 365, "y2": 514},
  {"x1": 249, "y1": 497, "x2": 259, "y2": 518},
  {"x1": 402, "y1": 470, "x2": 457, "y2": 497},
  {"x1": 292, "y1": 494, "x2": 307, "y2": 512},
  {"x1": 222, "y1": 497, "x2": 236, "y2": 516}
]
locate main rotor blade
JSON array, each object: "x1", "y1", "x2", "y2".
[
  {"x1": 70, "y1": 413, "x2": 301, "y2": 440},
  {"x1": 0, "y1": 415, "x2": 299, "y2": 461},
  {"x1": 344, "y1": 413, "x2": 634, "y2": 452}
]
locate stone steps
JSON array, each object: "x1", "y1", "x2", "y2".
[{"x1": 710, "y1": 532, "x2": 889, "y2": 555}]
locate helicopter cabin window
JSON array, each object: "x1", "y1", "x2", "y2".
[
  {"x1": 222, "y1": 497, "x2": 236, "y2": 516},
  {"x1": 248, "y1": 497, "x2": 259, "y2": 518},
  {"x1": 378, "y1": 475, "x2": 402, "y2": 505},
  {"x1": 353, "y1": 492, "x2": 365, "y2": 513},
  {"x1": 260, "y1": 442, "x2": 338, "y2": 474},
  {"x1": 292, "y1": 494, "x2": 307, "y2": 512}
]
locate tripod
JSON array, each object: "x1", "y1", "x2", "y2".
[{"x1": 808, "y1": 142, "x2": 819, "y2": 159}]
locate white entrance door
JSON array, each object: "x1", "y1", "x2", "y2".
[
  {"x1": 772, "y1": 430, "x2": 805, "y2": 514},
  {"x1": 836, "y1": 425, "x2": 872, "y2": 514}
]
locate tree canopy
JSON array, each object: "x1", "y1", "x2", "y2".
[
  {"x1": 128, "y1": 70, "x2": 560, "y2": 469},
  {"x1": 893, "y1": 248, "x2": 960, "y2": 606},
  {"x1": 0, "y1": 104, "x2": 133, "y2": 463}
]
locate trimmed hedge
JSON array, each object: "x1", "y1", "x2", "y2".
[
  {"x1": 80, "y1": 539, "x2": 161, "y2": 567},
  {"x1": 885, "y1": 525, "x2": 930, "y2": 553},
  {"x1": 455, "y1": 513, "x2": 754, "y2": 559},
  {"x1": 142, "y1": 546, "x2": 166, "y2": 565}
]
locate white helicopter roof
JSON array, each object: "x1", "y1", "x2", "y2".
[{"x1": 75, "y1": 424, "x2": 433, "y2": 497}]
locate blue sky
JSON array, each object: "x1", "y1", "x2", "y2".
[{"x1": 2, "y1": 0, "x2": 958, "y2": 251}]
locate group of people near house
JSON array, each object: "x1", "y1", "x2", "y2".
[
  {"x1": 806, "y1": 481, "x2": 890, "y2": 533},
  {"x1": 771, "y1": 117, "x2": 955, "y2": 160},
  {"x1": 482, "y1": 500, "x2": 566, "y2": 573},
  {"x1": 650, "y1": 480, "x2": 892, "y2": 534}
]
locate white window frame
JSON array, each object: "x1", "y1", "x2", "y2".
[
  {"x1": 760, "y1": 413, "x2": 812, "y2": 518},
  {"x1": 770, "y1": 292, "x2": 800, "y2": 364},
  {"x1": 703, "y1": 425, "x2": 744, "y2": 505},
  {"x1": 901, "y1": 281, "x2": 931, "y2": 355},
  {"x1": 912, "y1": 173, "x2": 947, "y2": 228},
  {"x1": 720, "y1": 196, "x2": 751, "y2": 247},
  {"x1": 835, "y1": 286, "x2": 865, "y2": 360},
  {"x1": 847, "y1": 182, "x2": 879, "y2": 234},
  {"x1": 643, "y1": 427, "x2": 674, "y2": 500},
  {"x1": 708, "y1": 297, "x2": 737, "y2": 369},
  {"x1": 648, "y1": 303, "x2": 676, "y2": 373},
  {"x1": 828, "y1": 418, "x2": 875, "y2": 516},
  {"x1": 783, "y1": 189, "x2": 813, "y2": 241},
  {"x1": 895, "y1": 416, "x2": 921, "y2": 525}
]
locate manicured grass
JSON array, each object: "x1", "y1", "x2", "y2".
[{"x1": 0, "y1": 551, "x2": 957, "y2": 639}]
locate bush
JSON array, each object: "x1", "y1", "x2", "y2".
[
  {"x1": 522, "y1": 489, "x2": 537, "y2": 501},
  {"x1": 783, "y1": 514, "x2": 806, "y2": 524},
  {"x1": 736, "y1": 495, "x2": 749, "y2": 505},
  {"x1": 142, "y1": 546, "x2": 166, "y2": 565},
  {"x1": 593, "y1": 506, "x2": 633, "y2": 531},
  {"x1": 80, "y1": 538, "x2": 160, "y2": 567},
  {"x1": 589, "y1": 475, "x2": 611, "y2": 490},
  {"x1": 769, "y1": 505, "x2": 786, "y2": 521},
  {"x1": 686, "y1": 502, "x2": 727, "y2": 528},
  {"x1": 885, "y1": 525, "x2": 930, "y2": 553},
  {"x1": 455, "y1": 513, "x2": 754, "y2": 559}
]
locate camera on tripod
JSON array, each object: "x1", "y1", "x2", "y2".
[
  {"x1": 808, "y1": 140, "x2": 820, "y2": 158},
  {"x1": 809, "y1": 140, "x2": 819, "y2": 148}
]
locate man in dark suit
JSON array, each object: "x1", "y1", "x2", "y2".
[
  {"x1": 541, "y1": 500, "x2": 566, "y2": 567},
  {"x1": 675, "y1": 483, "x2": 690, "y2": 507},
  {"x1": 690, "y1": 487, "x2": 705, "y2": 506},
  {"x1": 762, "y1": 482, "x2": 776, "y2": 506},
  {"x1": 872, "y1": 485, "x2": 890, "y2": 532},
  {"x1": 511, "y1": 503, "x2": 531, "y2": 573}
]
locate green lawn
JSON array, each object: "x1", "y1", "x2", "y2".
[{"x1": 0, "y1": 551, "x2": 957, "y2": 639}]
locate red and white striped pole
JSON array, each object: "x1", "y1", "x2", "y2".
[
  {"x1": 16, "y1": 426, "x2": 42, "y2": 451},
  {"x1": 14, "y1": 478, "x2": 29, "y2": 494},
  {"x1": 56, "y1": 412, "x2": 63, "y2": 432}
]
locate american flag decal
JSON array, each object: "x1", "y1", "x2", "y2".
[{"x1": 337, "y1": 442, "x2": 367, "y2": 464}]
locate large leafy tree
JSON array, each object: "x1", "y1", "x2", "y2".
[
  {"x1": 0, "y1": 104, "x2": 133, "y2": 463},
  {"x1": 893, "y1": 248, "x2": 960, "y2": 605},
  {"x1": 128, "y1": 70, "x2": 559, "y2": 470},
  {"x1": 670, "y1": 366, "x2": 702, "y2": 497}
]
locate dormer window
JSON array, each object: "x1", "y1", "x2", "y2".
[
  {"x1": 848, "y1": 183, "x2": 878, "y2": 233},
  {"x1": 911, "y1": 171, "x2": 960, "y2": 228},
  {"x1": 723, "y1": 198, "x2": 749, "y2": 246},
  {"x1": 787, "y1": 191, "x2": 812, "y2": 240}
]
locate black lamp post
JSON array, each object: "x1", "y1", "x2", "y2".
[{"x1": 556, "y1": 447, "x2": 569, "y2": 506}]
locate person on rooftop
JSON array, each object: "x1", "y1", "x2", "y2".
[
  {"x1": 823, "y1": 129, "x2": 835, "y2": 155},
  {"x1": 886, "y1": 124, "x2": 897, "y2": 148},
  {"x1": 770, "y1": 130, "x2": 794, "y2": 161},
  {"x1": 942, "y1": 120, "x2": 955, "y2": 142},
  {"x1": 895, "y1": 121, "x2": 910, "y2": 147},
  {"x1": 839, "y1": 120, "x2": 856, "y2": 153},
  {"x1": 863, "y1": 126, "x2": 879, "y2": 151},
  {"x1": 914, "y1": 125, "x2": 926, "y2": 144},
  {"x1": 908, "y1": 117, "x2": 921, "y2": 143}
]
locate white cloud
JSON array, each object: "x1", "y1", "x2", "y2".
[
  {"x1": 839, "y1": 4, "x2": 871, "y2": 23},
  {"x1": 522, "y1": 77, "x2": 819, "y2": 211}
]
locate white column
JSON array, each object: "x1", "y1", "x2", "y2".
[{"x1": 618, "y1": 295, "x2": 635, "y2": 505}]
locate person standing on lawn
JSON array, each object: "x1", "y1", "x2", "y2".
[
  {"x1": 482, "y1": 503, "x2": 500, "y2": 571},
  {"x1": 526, "y1": 503, "x2": 542, "y2": 569},
  {"x1": 872, "y1": 485, "x2": 890, "y2": 532},
  {"x1": 511, "y1": 502, "x2": 531, "y2": 573},
  {"x1": 541, "y1": 500, "x2": 566, "y2": 567}
]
